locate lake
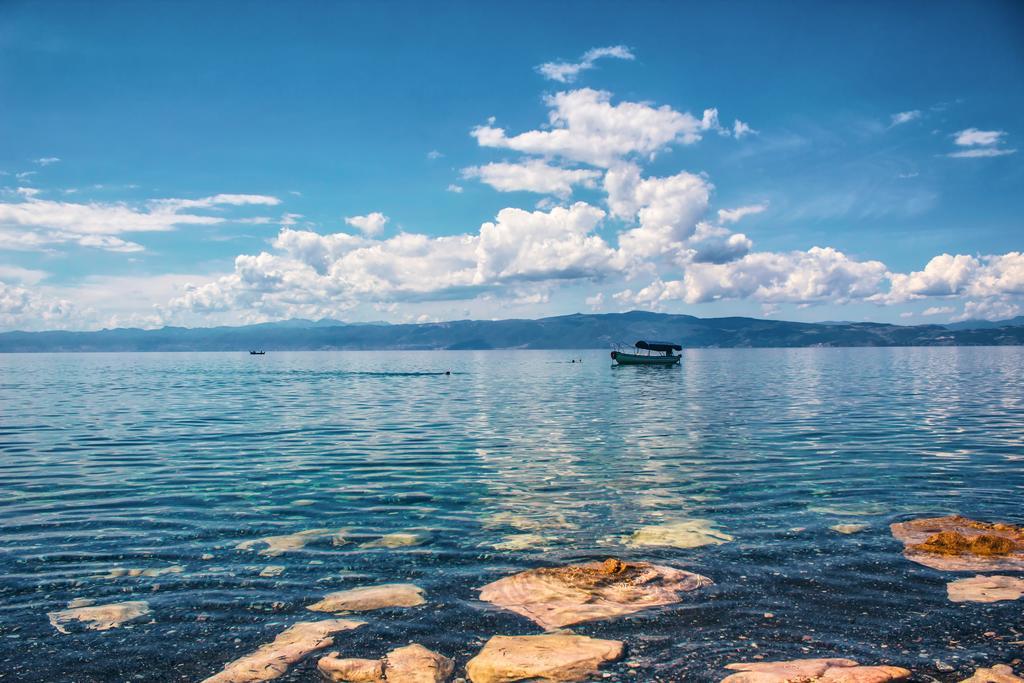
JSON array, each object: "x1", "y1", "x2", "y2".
[{"x1": 1, "y1": 348, "x2": 1022, "y2": 681}]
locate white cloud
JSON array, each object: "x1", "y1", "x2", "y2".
[
  {"x1": 168, "y1": 202, "x2": 619, "y2": 321},
  {"x1": 683, "y1": 222, "x2": 752, "y2": 264},
  {"x1": 717, "y1": 203, "x2": 767, "y2": 224},
  {"x1": 620, "y1": 246, "x2": 889, "y2": 306},
  {"x1": 427, "y1": 150, "x2": 444, "y2": 160},
  {"x1": 887, "y1": 253, "x2": 980, "y2": 300},
  {"x1": 462, "y1": 159, "x2": 601, "y2": 197},
  {"x1": 0, "y1": 193, "x2": 280, "y2": 252},
  {"x1": 922, "y1": 306, "x2": 954, "y2": 316},
  {"x1": 585, "y1": 292, "x2": 604, "y2": 310},
  {"x1": 885, "y1": 252, "x2": 1024, "y2": 320},
  {"x1": 0, "y1": 264, "x2": 49, "y2": 285},
  {"x1": 446, "y1": 184, "x2": 464, "y2": 193},
  {"x1": 536, "y1": 45, "x2": 635, "y2": 83},
  {"x1": 344, "y1": 212, "x2": 389, "y2": 236},
  {"x1": 890, "y1": 110, "x2": 921, "y2": 126},
  {"x1": 34, "y1": 157, "x2": 61, "y2": 166},
  {"x1": 472, "y1": 89, "x2": 731, "y2": 167},
  {"x1": 605, "y1": 163, "x2": 713, "y2": 260},
  {"x1": 0, "y1": 280, "x2": 76, "y2": 330},
  {"x1": 948, "y1": 147, "x2": 1016, "y2": 158},
  {"x1": 953, "y1": 128, "x2": 1004, "y2": 146},
  {"x1": 732, "y1": 120, "x2": 757, "y2": 138},
  {"x1": 954, "y1": 299, "x2": 1021, "y2": 322}
]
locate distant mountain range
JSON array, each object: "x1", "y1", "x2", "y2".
[{"x1": 1, "y1": 311, "x2": 1023, "y2": 352}]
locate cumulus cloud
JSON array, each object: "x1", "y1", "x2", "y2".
[
  {"x1": 605, "y1": 163, "x2": 713, "y2": 260},
  {"x1": 536, "y1": 45, "x2": 635, "y2": 83},
  {"x1": 884, "y1": 252, "x2": 1024, "y2": 319},
  {"x1": 0, "y1": 280, "x2": 76, "y2": 330},
  {"x1": 890, "y1": 110, "x2": 921, "y2": 126},
  {"x1": 472, "y1": 89, "x2": 733, "y2": 167},
  {"x1": 446, "y1": 184, "x2": 464, "y2": 193},
  {"x1": 34, "y1": 157, "x2": 61, "y2": 166},
  {"x1": 0, "y1": 193, "x2": 280, "y2": 252},
  {"x1": 168, "y1": 202, "x2": 619, "y2": 320},
  {"x1": 344, "y1": 212, "x2": 389, "y2": 236},
  {"x1": 462, "y1": 159, "x2": 601, "y2": 197}
]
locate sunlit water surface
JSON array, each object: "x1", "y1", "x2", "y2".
[{"x1": 1, "y1": 348, "x2": 1022, "y2": 681}]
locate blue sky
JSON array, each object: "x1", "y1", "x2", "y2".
[{"x1": 1, "y1": 0, "x2": 1022, "y2": 330}]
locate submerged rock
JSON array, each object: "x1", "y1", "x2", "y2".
[
  {"x1": 48, "y1": 600, "x2": 151, "y2": 634},
  {"x1": 202, "y1": 618, "x2": 364, "y2": 682},
  {"x1": 721, "y1": 658, "x2": 911, "y2": 682},
  {"x1": 259, "y1": 566, "x2": 285, "y2": 578},
  {"x1": 947, "y1": 575, "x2": 1024, "y2": 603},
  {"x1": 102, "y1": 565, "x2": 184, "y2": 579},
  {"x1": 318, "y1": 643, "x2": 453, "y2": 683},
  {"x1": 830, "y1": 523, "x2": 868, "y2": 535},
  {"x1": 493, "y1": 534, "x2": 553, "y2": 551},
  {"x1": 465, "y1": 633, "x2": 623, "y2": 683},
  {"x1": 483, "y1": 511, "x2": 577, "y2": 532},
  {"x1": 478, "y1": 557, "x2": 711, "y2": 630},
  {"x1": 385, "y1": 644, "x2": 455, "y2": 683},
  {"x1": 623, "y1": 519, "x2": 733, "y2": 549},
  {"x1": 236, "y1": 528, "x2": 333, "y2": 557},
  {"x1": 959, "y1": 664, "x2": 1024, "y2": 682},
  {"x1": 890, "y1": 515, "x2": 1024, "y2": 571},
  {"x1": 359, "y1": 532, "x2": 428, "y2": 549},
  {"x1": 318, "y1": 654, "x2": 385, "y2": 682},
  {"x1": 308, "y1": 583, "x2": 426, "y2": 612}
]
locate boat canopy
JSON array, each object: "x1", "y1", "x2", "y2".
[{"x1": 635, "y1": 340, "x2": 682, "y2": 352}]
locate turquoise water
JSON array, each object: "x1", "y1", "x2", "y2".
[{"x1": 1, "y1": 348, "x2": 1022, "y2": 681}]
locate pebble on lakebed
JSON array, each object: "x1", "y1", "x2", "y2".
[
  {"x1": 830, "y1": 523, "x2": 868, "y2": 535},
  {"x1": 307, "y1": 583, "x2": 426, "y2": 612},
  {"x1": 319, "y1": 643, "x2": 454, "y2": 683},
  {"x1": 890, "y1": 515, "x2": 1024, "y2": 571},
  {"x1": 721, "y1": 658, "x2": 911, "y2": 682},
  {"x1": 201, "y1": 618, "x2": 364, "y2": 683},
  {"x1": 48, "y1": 600, "x2": 151, "y2": 634},
  {"x1": 479, "y1": 557, "x2": 711, "y2": 630},
  {"x1": 946, "y1": 575, "x2": 1024, "y2": 603},
  {"x1": 465, "y1": 633, "x2": 623, "y2": 683}
]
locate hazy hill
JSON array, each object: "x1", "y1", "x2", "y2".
[{"x1": 1, "y1": 311, "x2": 1023, "y2": 352}]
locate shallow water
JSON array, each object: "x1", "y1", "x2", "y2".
[{"x1": 1, "y1": 348, "x2": 1022, "y2": 682}]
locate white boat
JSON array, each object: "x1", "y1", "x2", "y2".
[{"x1": 610, "y1": 340, "x2": 682, "y2": 365}]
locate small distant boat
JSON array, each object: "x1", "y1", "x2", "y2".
[
  {"x1": 611, "y1": 340, "x2": 682, "y2": 366},
  {"x1": 249, "y1": 350, "x2": 266, "y2": 355}
]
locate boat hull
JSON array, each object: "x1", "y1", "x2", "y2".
[{"x1": 611, "y1": 351, "x2": 681, "y2": 365}]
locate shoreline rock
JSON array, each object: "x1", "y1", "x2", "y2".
[
  {"x1": 959, "y1": 664, "x2": 1024, "y2": 682},
  {"x1": 479, "y1": 557, "x2": 711, "y2": 630},
  {"x1": 202, "y1": 618, "x2": 364, "y2": 682},
  {"x1": 890, "y1": 515, "x2": 1024, "y2": 571},
  {"x1": 721, "y1": 658, "x2": 911, "y2": 682},
  {"x1": 465, "y1": 633, "x2": 623, "y2": 683},
  {"x1": 319, "y1": 643, "x2": 453, "y2": 683},
  {"x1": 947, "y1": 575, "x2": 1024, "y2": 603}
]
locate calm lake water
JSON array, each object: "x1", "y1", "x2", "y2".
[{"x1": 1, "y1": 348, "x2": 1022, "y2": 681}]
